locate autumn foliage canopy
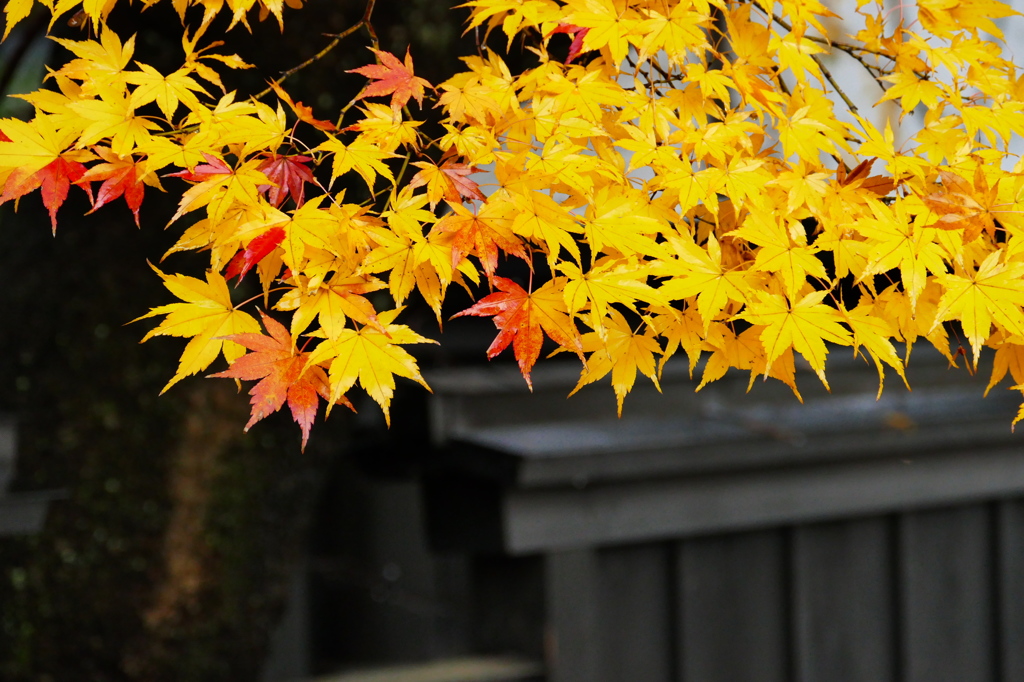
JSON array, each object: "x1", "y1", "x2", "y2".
[{"x1": 2, "y1": 0, "x2": 1024, "y2": 447}]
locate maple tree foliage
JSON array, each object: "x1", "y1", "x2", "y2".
[{"x1": 4, "y1": 0, "x2": 1024, "y2": 446}]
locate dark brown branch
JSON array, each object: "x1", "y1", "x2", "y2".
[{"x1": 254, "y1": 0, "x2": 378, "y2": 101}]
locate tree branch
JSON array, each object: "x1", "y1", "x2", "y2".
[{"x1": 255, "y1": 0, "x2": 378, "y2": 101}]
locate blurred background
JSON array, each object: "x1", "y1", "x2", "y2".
[
  {"x1": 3, "y1": 1, "x2": 1024, "y2": 682},
  {"x1": 0, "y1": 1, "x2": 494, "y2": 679}
]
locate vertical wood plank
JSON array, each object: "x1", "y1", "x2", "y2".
[
  {"x1": 546, "y1": 548, "x2": 601, "y2": 682},
  {"x1": 997, "y1": 499, "x2": 1024, "y2": 682},
  {"x1": 900, "y1": 505, "x2": 994, "y2": 682},
  {"x1": 597, "y1": 544, "x2": 673, "y2": 682},
  {"x1": 471, "y1": 555, "x2": 545, "y2": 661},
  {"x1": 677, "y1": 529, "x2": 788, "y2": 682},
  {"x1": 792, "y1": 517, "x2": 895, "y2": 682}
]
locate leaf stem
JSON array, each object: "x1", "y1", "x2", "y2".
[{"x1": 234, "y1": 286, "x2": 291, "y2": 310}]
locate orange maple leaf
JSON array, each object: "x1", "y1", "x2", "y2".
[
  {"x1": 920, "y1": 169, "x2": 999, "y2": 243},
  {"x1": 347, "y1": 48, "x2": 432, "y2": 110},
  {"x1": 435, "y1": 201, "x2": 527, "y2": 277},
  {"x1": 441, "y1": 162, "x2": 486, "y2": 203},
  {"x1": 209, "y1": 311, "x2": 353, "y2": 450},
  {"x1": 409, "y1": 159, "x2": 485, "y2": 209},
  {"x1": 453, "y1": 277, "x2": 582, "y2": 389},
  {"x1": 267, "y1": 80, "x2": 338, "y2": 132},
  {"x1": 837, "y1": 157, "x2": 896, "y2": 196}
]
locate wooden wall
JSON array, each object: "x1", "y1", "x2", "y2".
[
  {"x1": 422, "y1": 356, "x2": 1024, "y2": 682},
  {"x1": 546, "y1": 501, "x2": 1024, "y2": 682}
]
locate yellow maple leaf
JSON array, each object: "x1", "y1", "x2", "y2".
[
  {"x1": 641, "y1": 305, "x2": 699, "y2": 376},
  {"x1": 3, "y1": 0, "x2": 34, "y2": 40},
  {"x1": 355, "y1": 190, "x2": 460, "y2": 319},
  {"x1": 0, "y1": 115, "x2": 83, "y2": 176},
  {"x1": 699, "y1": 156, "x2": 774, "y2": 212},
  {"x1": 728, "y1": 210, "x2": 826, "y2": 302},
  {"x1": 932, "y1": 250, "x2": 1024, "y2": 368},
  {"x1": 181, "y1": 93, "x2": 286, "y2": 158},
  {"x1": 52, "y1": 28, "x2": 135, "y2": 93},
  {"x1": 739, "y1": 290, "x2": 852, "y2": 389},
  {"x1": 136, "y1": 267, "x2": 261, "y2": 392},
  {"x1": 461, "y1": 0, "x2": 561, "y2": 46},
  {"x1": 181, "y1": 26, "x2": 254, "y2": 93},
  {"x1": 565, "y1": 0, "x2": 640, "y2": 66},
  {"x1": 985, "y1": 334, "x2": 1024, "y2": 397},
  {"x1": 656, "y1": 232, "x2": 750, "y2": 331},
  {"x1": 560, "y1": 258, "x2": 667, "y2": 338},
  {"x1": 537, "y1": 64, "x2": 630, "y2": 124},
  {"x1": 696, "y1": 323, "x2": 776, "y2": 392},
  {"x1": 68, "y1": 86, "x2": 162, "y2": 157},
  {"x1": 634, "y1": 3, "x2": 709, "y2": 66},
  {"x1": 570, "y1": 308, "x2": 661, "y2": 416},
  {"x1": 917, "y1": 0, "x2": 1017, "y2": 39},
  {"x1": 841, "y1": 298, "x2": 909, "y2": 399},
  {"x1": 127, "y1": 64, "x2": 210, "y2": 120},
  {"x1": 275, "y1": 273, "x2": 386, "y2": 339},
  {"x1": 771, "y1": 31, "x2": 825, "y2": 86},
  {"x1": 583, "y1": 186, "x2": 670, "y2": 258},
  {"x1": 437, "y1": 71, "x2": 506, "y2": 126},
  {"x1": 857, "y1": 200, "x2": 947, "y2": 308},
  {"x1": 777, "y1": 88, "x2": 851, "y2": 161},
  {"x1": 510, "y1": 190, "x2": 583, "y2": 269},
  {"x1": 305, "y1": 308, "x2": 436, "y2": 425},
  {"x1": 349, "y1": 103, "x2": 422, "y2": 154},
  {"x1": 1011, "y1": 386, "x2": 1024, "y2": 431},
  {"x1": 879, "y1": 69, "x2": 946, "y2": 115},
  {"x1": 169, "y1": 155, "x2": 268, "y2": 226},
  {"x1": 317, "y1": 135, "x2": 396, "y2": 192},
  {"x1": 875, "y1": 282, "x2": 954, "y2": 363}
]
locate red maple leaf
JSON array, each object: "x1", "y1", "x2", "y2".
[
  {"x1": 225, "y1": 225, "x2": 287, "y2": 282},
  {"x1": 164, "y1": 152, "x2": 231, "y2": 182},
  {"x1": 164, "y1": 150, "x2": 231, "y2": 179},
  {"x1": 209, "y1": 311, "x2": 353, "y2": 450},
  {"x1": 77, "y1": 154, "x2": 149, "y2": 226},
  {"x1": 0, "y1": 156, "x2": 90, "y2": 234},
  {"x1": 257, "y1": 154, "x2": 314, "y2": 208},
  {"x1": 453, "y1": 277, "x2": 582, "y2": 389},
  {"x1": 549, "y1": 23, "x2": 591, "y2": 63},
  {"x1": 347, "y1": 48, "x2": 432, "y2": 110}
]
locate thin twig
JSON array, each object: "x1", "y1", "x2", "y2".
[
  {"x1": 254, "y1": 0, "x2": 377, "y2": 101},
  {"x1": 813, "y1": 54, "x2": 858, "y2": 113},
  {"x1": 776, "y1": 69, "x2": 791, "y2": 97},
  {"x1": 770, "y1": 12, "x2": 893, "y2": 82},
  {"x1": 393, "y1": 150, "x2": 412, "y2": 190}
]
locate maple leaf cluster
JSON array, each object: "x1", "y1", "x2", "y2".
[{"x1": 4, "y1": 0, "x2": 1024, "y2": 446}]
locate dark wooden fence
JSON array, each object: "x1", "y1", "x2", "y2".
[
  {"x1": 531, "y1": 503, "x2": 1024, "y2": 682},
  {"x1": 422, "y1": 350, "x2": 1024, "y2": 682}
]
